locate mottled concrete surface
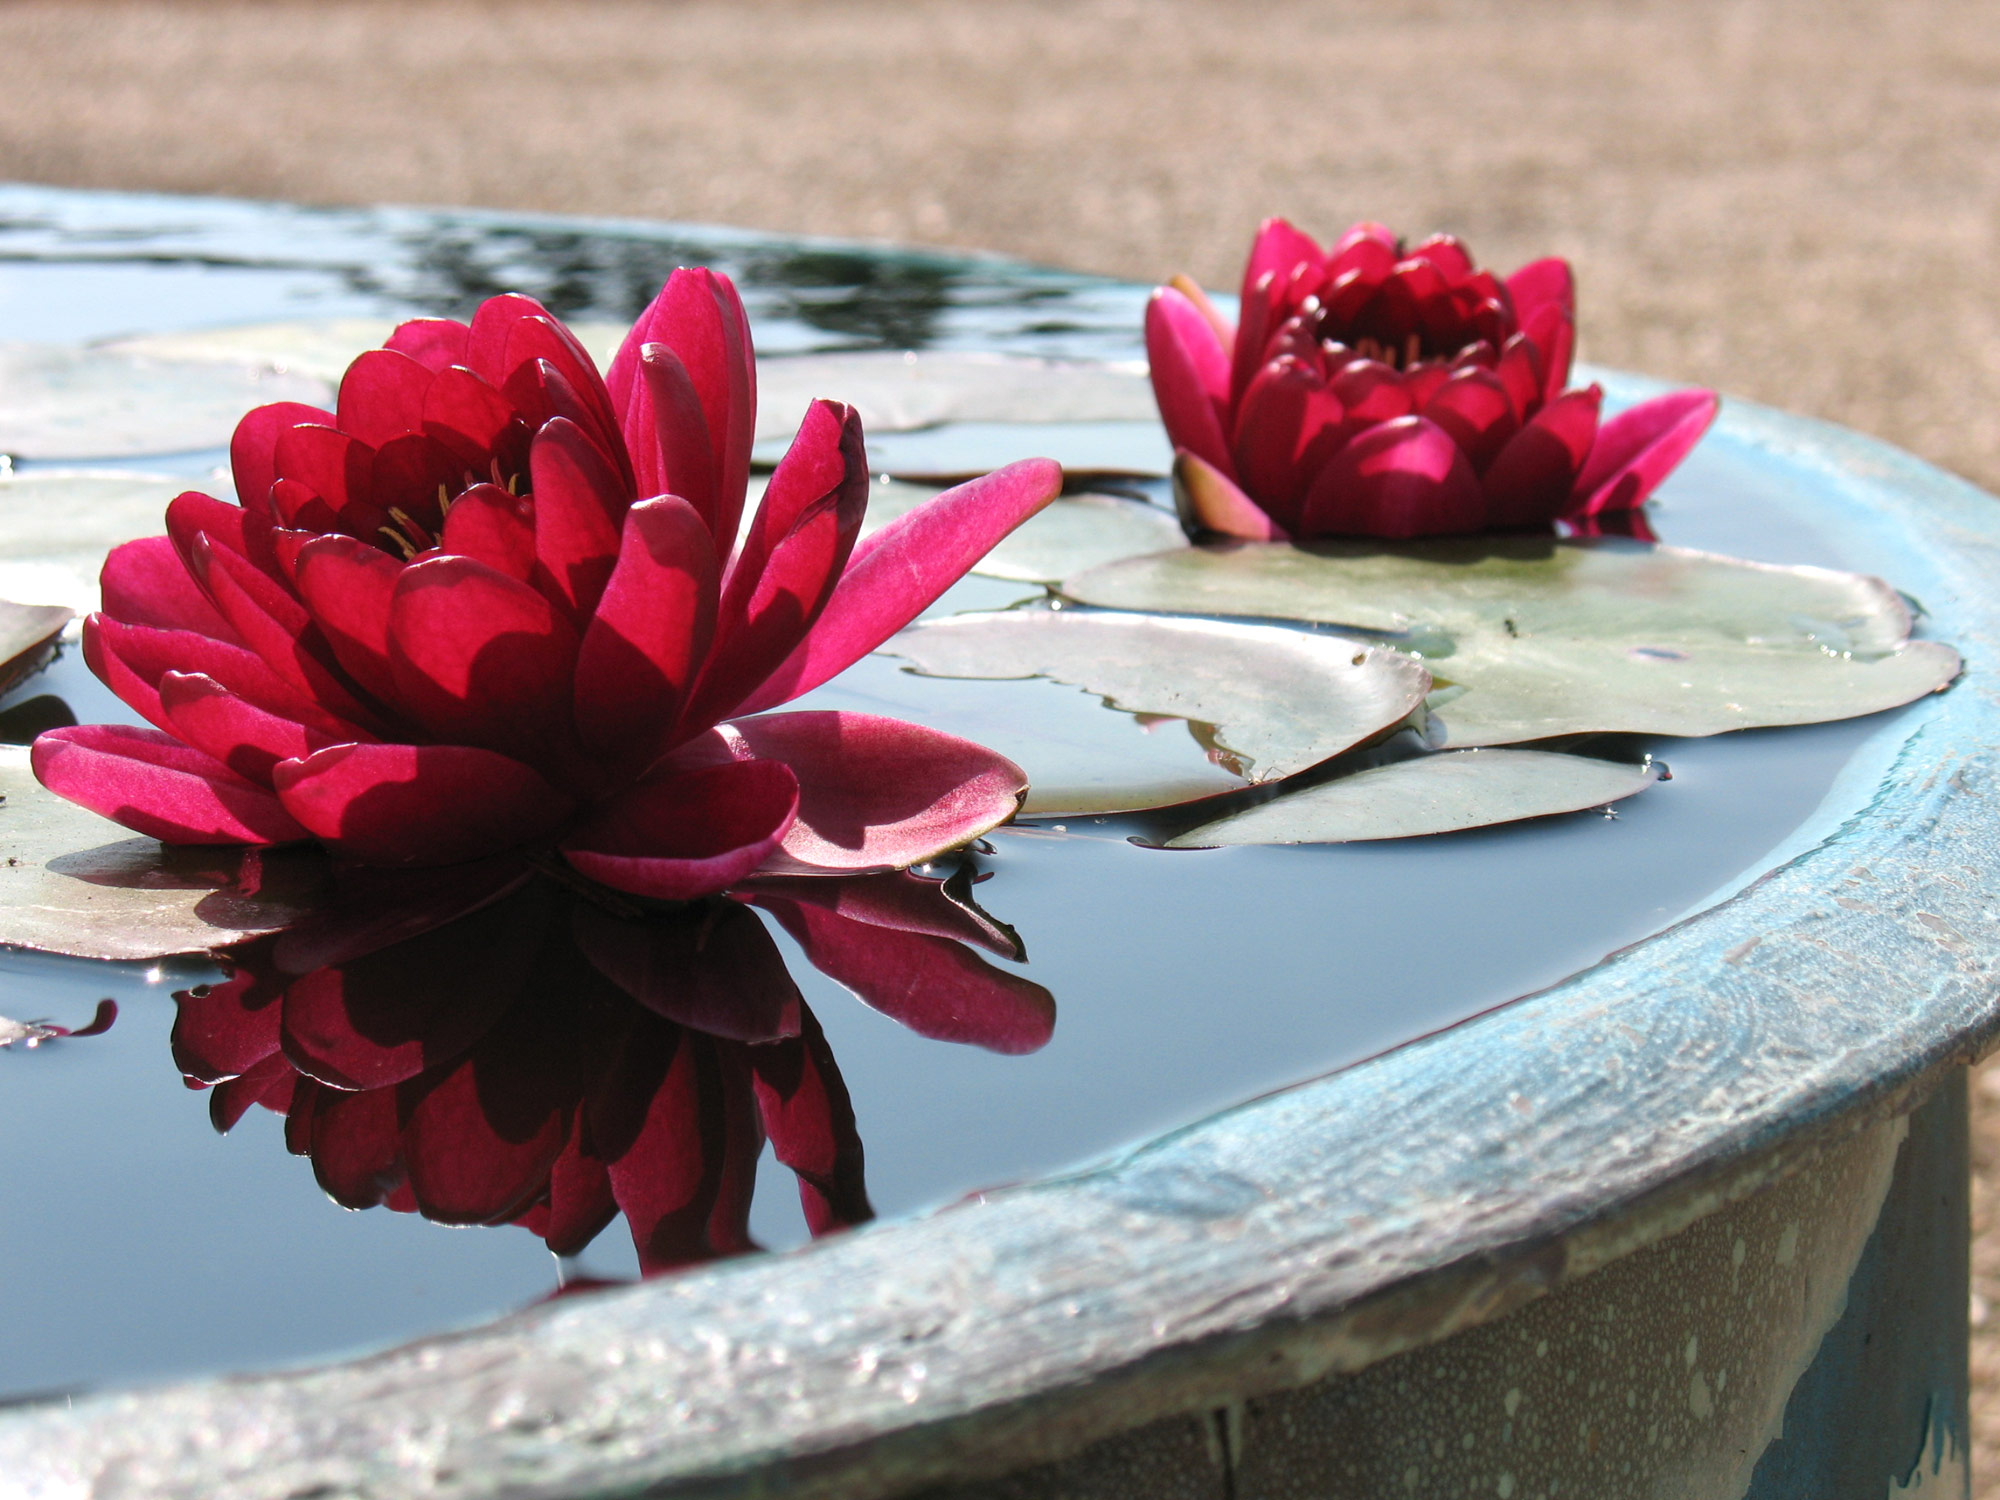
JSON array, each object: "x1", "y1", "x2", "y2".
[{"x1": 1, "y1": 0, "x2": 1997, "y2": 1487}]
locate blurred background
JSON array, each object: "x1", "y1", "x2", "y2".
[{"x1": 2, "y1": 0, "x2": 1997, "y2": 1483}]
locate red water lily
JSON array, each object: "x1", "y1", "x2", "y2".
[
  {"x1": 1148, "y1": 218, "x2": 1719, "y2": 540},
  {"x1": 33, "y1": 272, "x2": 1062, "y2": 898},
  {"x1": 175, "y1": 863, "x2": 1054, "y2": 1272}
]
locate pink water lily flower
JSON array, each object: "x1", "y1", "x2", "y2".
[
  {"x1": 33, "y1": 271, "x2": 1062, "y2": 899},
  {"x1": 1148, "y1": 218, "x2": 1720, "y2": 540}
]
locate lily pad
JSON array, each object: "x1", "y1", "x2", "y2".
[
  {"x1": 757, "y1": 351, "x2": 1154, "y2": 441},
  {"x1": 858, "y1": 481, "x2": 1184, "y2": 584},
  {"x1": 0, "y1": 600, "x2": 74, "y2": 696},
  {"x1": 1062, "y1": 538, "x2": 1961, "y2": 746},
  {"x1": 1164, "y1": 749, "x2": 1661, "y2": 847},
  {"x1": 0, "y1": 342, "x2": 330, "y2": 459},
  {"x1": 0, "y1": 470, "x2": 187, "y2": 614},
  {"x1": 103, "y1": 320, "x2": 629, "y2": 391},
  {"x1": 871, "y1": 607, "x2": 1430, "y2": 814},
  {"x1": 0, "y1": 748, "x2": 319, "y2": 960}
]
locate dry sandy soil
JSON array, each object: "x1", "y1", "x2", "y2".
[{"x1": 2, "y1": 0, "x2": 1999, "y2": 1484}]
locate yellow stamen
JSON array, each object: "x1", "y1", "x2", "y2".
[{"x1": 378, "y1": 527, "x2": 419, "y2": 560}]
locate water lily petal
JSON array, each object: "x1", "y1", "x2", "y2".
[
  {"x1": 1571, "y1": 389, "x2": 1721, "y2": 517},
  {"x1": 423, "y1": 366, "x2": 524, "y2": 476},
  {"x1": 387, "y1": 554, "x2": 581, "y2": 765},
  {"x1": 88, "y1": 614, "x2": 361, "y2": 740},
  {"x1": 1301, "y1": 415, "x2": 1485, "y2": 537},
  {"x1": 731, "y1": 457, "x2": 1063, "y2": 715},
  {"x1": 1231, "y1": 359, "x2": 1343, "y2": 528},
  {"x1": 193, "y1": 534, "x2": 387, "y2": 731},
  {"x1": 559, "y1": 757, "x2": 800, "y2": 901},
  {"x1": 159, "y1": 670, "x2": 342, "y2": 786},
  {"x1": 384, "y1": 317, "x2": 471, "y2": 373},
  {"x1": 292, "y1": 533, "x2": 405, "y2": 705},
  {"x1": 687, "y1": 400, "x2": 866, "y2": 725},
  {"x1": 439, "y1": 483, "x2": 538, "y2": 581},
  {"x1": 574, "y1": 496, "x2": 719, "y2": 765},
  {"x1": 1145, "y1": 285, "x2": 1235, "y2": 476},
  {"x1": 101, "y1": 535, "x2": 234, "y2": 639},
  {"x1": 1482, "y1": 386, "x2": 1604, "y2": 526},
  {"x1": 1507, "y1": 256, "x2": 1575, "y2": 326},
  {"x1": 609, "y1": 268, "x2": 756, "y2": 547},
  {"x1": 750, "y1": 886, "x2": 1054, "y2": 1055},
  {"x1": 502, "y1": 315, "x2": 623, "y2": 459},
  {"x1": 1241, "y1": 217, "x2": 1326, "y2": 310},
  {"x1": 274, "y1": 741, "x2": 573, "y2": 865},
  {"x1": 1522, "y1": 302, "x2": 1576, "y2": 403},
  {"x1": 167, "y1": 489, "x2": 285, "y2": 584},
  {"x1": 1170, "y1": 449, "x2": 1288, "y2": 541},
  {"x1": 1423, "y1": 365, "x2": 1522, "y2": 474},
  {"x1": 337, "y1": 349, "x2": 434, "y2": 448},
  {"x1": 32, "y1": 723, "x2": 308, "y2": 844},
  {"x1": 526, "y1": 416, "x2": 627, "y2": 622},
  {"x1": 636, "y1": 343, "x2": 718, "y2": 523},
  {"x1": 231, "y1": 401, "x2": 334, "y2": 515},
  {"x1": 275, "y1": 424, "x2": 376, "y2": 525},
  {"x1": 727, "y1": 710, "x2": 1025, "y2": 874}
]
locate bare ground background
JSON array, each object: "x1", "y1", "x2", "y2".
[{"x1": 1, "y1": 0, "x2": 1997, "y2": 1484}]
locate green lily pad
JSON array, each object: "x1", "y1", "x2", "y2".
[
  {"x1": 757, "y1": 351, "x2": 1154, "y2": 442},
  {"x1": 0, "y1": 600, "x2": 74, "y2": 697},
  {"x1": 1164, "y1": 749, "x2": 1661, "y2": 847},
  {"x1": 1062, "y1": 538, "x2": 1961, "y2": 746},
  {"x1": 0, "y1": 748, "x2": 318, "y2": 960},
  {"x1": 858, "y1": 481, "x2": 1184, "y2": 584},
  {"x1": 0, "y1": 342, "x2": 331, "y2": 459},
  {"x1": 0, "y1": 470, "x2": 187, "y2": 614},
  {"x1": 103, "y1": 320, "x2": 630, "y2": 392},
  {"x1": 870, "y1": 606, "x2": 1430, "y2": 814}
]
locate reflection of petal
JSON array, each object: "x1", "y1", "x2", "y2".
[
  {"x1": 749, "y1": 1002, "x2": 871, "y2": 1233},
  {"x1": 280, "y1": 886, "x2": 550, "y2": 1090},
  {"x1": 741, "y1": 869, "x2": 1024, "y2": 962},
  {"x1": 751, "y1": 884, "x2": 1056, "y2": 1054},
  {"x1": 572, "y1": 897, "x2": 803, "y2": 1044},
  {"x1": 173, "y1": 859, "x2": 1050, "y2": 1278}
]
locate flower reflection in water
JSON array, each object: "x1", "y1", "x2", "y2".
[{"x1": 170, "y1": 861, "x2": 1053, "y2": 1278}]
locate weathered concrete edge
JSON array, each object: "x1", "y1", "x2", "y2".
[{"x1": 1, "y1": 385, "x2": 1995, "y2": 1500}]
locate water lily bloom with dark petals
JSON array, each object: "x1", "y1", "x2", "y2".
[
  {"x1": 35, "y1": 272, "x2": 1063, "y2": 897},
  {"x1": 1149, "y1": 219, "x2": 1720, "y2": 540}
]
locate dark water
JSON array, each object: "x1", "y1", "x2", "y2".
[{"x1": 0, "y1": 186, "x2": 1927, "y2": 1399}]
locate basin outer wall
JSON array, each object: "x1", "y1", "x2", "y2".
[{"x1": 0, "y1": 385, "x2": 1997, "y2": 1499}]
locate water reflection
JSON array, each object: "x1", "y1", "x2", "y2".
[{"x1": 169, "y1": 860, "x2": 1053, "y2": 1278}]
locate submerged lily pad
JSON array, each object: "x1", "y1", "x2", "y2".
[
  {"x1": 0, "y1": 748, "x2": 317, "y2": 960},
  {"x1": 872, "y1": 607, "x2": 1429, "y2": 814},
  {"x1": 859, "y1": 481, "x2": 1184, "y2": 584},
  {"x1": 0, "y1": 470, "x2": 187, "y2": 614},
  {"x1": 0, "y1": 342, "x2": 330, "y2": 459},
  {"x1": 1062, "y1": 538, "x2": 1961, "y2": 746},
  {"x1": 1165, "y1": 749, "x2": 1661, "y2": 847}
]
